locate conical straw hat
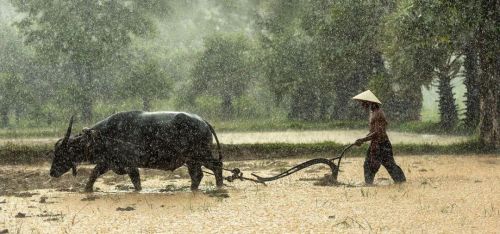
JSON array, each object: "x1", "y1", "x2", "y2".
[{"x1": 352, "y1": 90, "x2": 382, "y2": 104}]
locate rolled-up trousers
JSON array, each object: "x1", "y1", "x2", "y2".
[{"x1": 364, "y1": 140, "x2": 406, "y2": 184}]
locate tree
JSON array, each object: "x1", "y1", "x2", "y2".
[
  {"x1": 0, "y1": 24, "x2": 32, "y2": 127},
  {"x1": 12, "y1": 0, "x2": 157, "y2": 122},
  {"x1": 256, "y1": 0, "x2": 322, "y2": 120},
  {"x1": 119, "y1": 51, "x2": 171, "y2": 111},
  {"x1": 462, "y1": 41, "x2": 480, "y2": 130},
  {"x1": 258, "y1": 0, "x2": 364, "y2": 121},
  {"x1": 436, "y1": 57, "x2": 460, "y2": 130},
  {"x1": 474, "y1": 0, "x2": 499, "y2": 147},
  {"x1": 315, "y1": 1, "x2": 388, "y2": 120},
  {"x1": 191, "y1": 33, "x2": 253, "y2": 119},
  {"x1": 268, "y1": 37, "x2": 321, "y2": 120},
  {"x1": 383, "y1": 0, "x2": 461, "y2": 127},
  {"x1": 256, "y1": 1, "x2": 392, "y2": 121}
]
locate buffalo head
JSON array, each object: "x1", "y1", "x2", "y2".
[{"x1": 50, "y1": 116, "x2": 81, "y2": 177}]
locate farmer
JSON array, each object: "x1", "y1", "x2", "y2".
[{"x1": 352, "y1": 90, "x2": 406, "y2": 185}]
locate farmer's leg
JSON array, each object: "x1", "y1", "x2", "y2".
[
  {"x1": 363, "y1": 149, "x2": 381, "y2": 184},
  {"x1": 379, "y1": 141, "x2": 406, "y2": 183}
]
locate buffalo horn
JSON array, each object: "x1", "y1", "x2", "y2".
[{"x1": 62, "y1": 115, "x2": 75, "y2": 146}]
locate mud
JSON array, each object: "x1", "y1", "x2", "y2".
[{"x1": 0, "y1": 155, "x2": 498, "y2": 233}]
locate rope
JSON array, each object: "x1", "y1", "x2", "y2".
[{"x1": 203, "y1": 168, "x2": 266, "y2": 185}]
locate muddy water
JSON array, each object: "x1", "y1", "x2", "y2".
[
  {"x1": 0, "y1": 155, "x2": 498, "y2": 233},
  {"x1": 0, "y1": 130, "x2": 469, "y2": 145}
]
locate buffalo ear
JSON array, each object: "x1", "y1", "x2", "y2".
[
  {"x1": 83, "y1": 128, "x2": 99, "y2": 138},
  {"x1": 72, "y1": 164, "x2": 77, "y2": 176},
  {"x1": 90, "y1": 130, "x2": 99, "y2": 137}
]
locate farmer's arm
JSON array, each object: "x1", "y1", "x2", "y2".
[
  {"x1": 355, "y1": 132, "x2": 377, "y2": 145},
  {"x1": 355, "y1": 112, "x2": 385, "y2": 145}
]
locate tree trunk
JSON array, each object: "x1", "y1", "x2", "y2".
[
  {"x1": 288, "y1": 86, "x2": 318, "y2": 121},
  {"x1": 77, "y1": 65, "x2": 94, "y2": 123},
  {"x1": 463, "y1": 44, "x2": 480, "y2": 130},
  {"x1": 46, "y1": 112, "x2": 53, "y2": 126},
  {"x1": 408, "y1": 88, "x2": 423, "y2": 121},
  {"x1": 331, "y1": 78, "x2": 357, "y2": 120},
  {"x1": 477, "y1": 53, "x2": 499, "y2": 147},
  {"x1": 437, "y1": 74, "x2": 458, "y2": 130},
  {"x1": 330, "y1": 96, "x2": 344, "y2": 120},
  {"x1": 142, "y1": 97, "x2": 152, "y2": 112},
  {"x1": 81, "y1": 97, "x2": 93, "y2": 123},
  {"x1": 15, "y1": 107, "x2": 21, "y2": 125},
  {"x1": 476, "y1": 0, "x2": 499, "y2": 148},
  {"x1": 1, "y1": 107, "x2": 8, "y2": 128},
  {"x1": 221, "y1": 94, "x2": 232, "y2": 120},
  {"x1": 318, "y1": 91, "x2": 332, "y2": 121}
]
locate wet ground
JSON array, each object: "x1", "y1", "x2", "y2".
[
  {"x1": 0, "y1": 155, "x2": 498, "y2": 233},
  {"x1": 0, "y1": 130, "x2": 469, "y2": 145}
]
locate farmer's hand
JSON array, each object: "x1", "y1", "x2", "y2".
[{"x1": 354, "y1": 139, "x2": 364, "y2": 146}]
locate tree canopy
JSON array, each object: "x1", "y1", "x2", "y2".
[{"x1": 0, "y1": 0, "x2": 497, "y2": 147}]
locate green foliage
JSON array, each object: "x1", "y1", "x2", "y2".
[
  {"x1": 192, "y1": 95, "x2": 222, "y2": 120},
  {"x1": 0, "y1": 142, "x2": 52, "y2": 164},
  {"x1": 0, "y1": 24, "x2": 36, "y2": 127},
  {"x1": 383, "y1": 0, "x2": 462, "y2": 124},
  {"x1": 257, "y1": 1, "x2": 319, "y2": 120},
  {"x1": 315, "y1": 1, "x2": 388, "y2": 120},
  {"x1": 118, "y1": 51, "x2": 171, "y2": 111},
  {"x1": 0, "y1": 0, "x2": 494, "y2": 144},
  {"x1": 191, "y1": 33, "x2": 254, "y2": 119},
  {"x1": 1, "y1": 140, "x2": 495, "y2": 165},
  {"x1": 11, "y1": 0, "x2": 158, "y2": 121},
  {"x1": 257, "y1": 1, "x2": 390, "y2": 121},
  {"x1": 12, "y1": 0, "x2": 155, "y2": 67}
]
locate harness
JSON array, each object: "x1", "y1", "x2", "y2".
[{"x1": 203, "y1": 168, "x2": 266, "y2": 185}]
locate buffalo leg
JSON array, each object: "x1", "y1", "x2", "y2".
[
  {"x1": 187, "y1": 161, "x2": 203, "y2": 191},
  {"x1": 203, "y1": 160, "x2": 224, "y2": 188},
  {"x1": 127, "y1": 167, "x2": 142, "y2": 191},
  {"x1": 85, "y1": 163, "x2": 109, "y2": 192}
]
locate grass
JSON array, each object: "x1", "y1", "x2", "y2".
[
  {"x1": 0, "y1": 119, "x2": 473, "y2": 139},
  {"x1": 395, "y1": 121, "x2": 471, "y2": 135},
  {"x1": 0, "y1": 127, "x2": 64, "y2": 138},
  {"x1": 0, "y1": 142, "x2": 53, "y2": 164},
  {"x1": 211, "y1": 119, "x2": 369, "y2": 132},
  {"x1": 1, "y1": 140, "x2": 496, "y2": 165}
]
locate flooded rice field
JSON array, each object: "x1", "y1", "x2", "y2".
[
  {"x1": 0, "y1": 130, "x2": 469, "y2": 145},
  {"x1": 0, "y1": 155, "x2": 498, "y2": 233},
  {"x1": 219, "y1": 130, "x2": 469, "y2": 145}
]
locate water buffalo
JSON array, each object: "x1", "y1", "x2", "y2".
[{"x1": 49, "y1": 111, "x2": 223, "y2": 192}]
